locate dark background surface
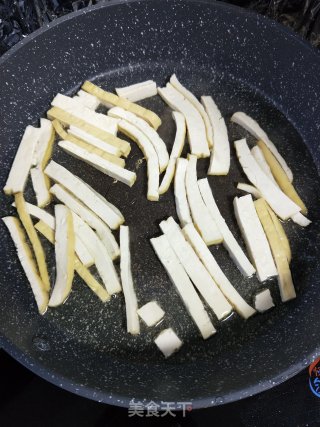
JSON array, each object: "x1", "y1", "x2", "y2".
[{"x1": 0, "y1": 0, "x2": 320, "y2": 425}]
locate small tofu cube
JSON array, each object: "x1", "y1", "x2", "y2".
[
  {"x1": 137, "y1": 301, "x2": 165, "y2": 327},
  {"x1": 154, "y1": 328, "x2": 183, "y2": 358},
  {"x1": 254, "y1": 289, "x2": 275, "y2": 313}
]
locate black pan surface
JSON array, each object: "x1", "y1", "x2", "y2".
[{"x1": 0, "y1": 0, "x2": 320, "y2": 409}]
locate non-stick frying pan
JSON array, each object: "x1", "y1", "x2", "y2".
[{"x1": 0, "y1": 0, "x2": 320, "y2": 409}]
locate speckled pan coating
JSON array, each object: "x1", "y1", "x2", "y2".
[{"x1": 0, "y1": 0, "x2": 320, "y2": 409}]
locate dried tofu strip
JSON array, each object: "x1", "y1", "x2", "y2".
[
  {"x1": 52, "y1": 120, "x2": 124, "y2": 167},
  {"x1": 120, "y1": 226, "x2": 140, "y2": 335},
  {"x1": 51, "y1": 93, "x2": 118, "y2": 135},
  {"x1": 233, "y1": 195, "x2": 277, "y2": 282},
  {"x1": 151, "y1": 234, "x2": 216, "y2": 339},
  {"x1": 237, "y1": 183, "x2": 262, "y2": 199},
  {"x1": 31, "y1": 119, "x2": 55, "y2": 207},
  {"x1": 44, "y1": 161, "x2": 124, "y2": 229},
  {"x1": 14, "y1": 193, "x2": 50, "y2": 292},
  {"x1": 257, "y1": 140, "x2": 307, "y2": 215},
  {"x1": 159, "y1": 112, "x2": 186, "y2": 195},
  {"x1": 58, "y1": 140, "x2": 136, "y2": 187},
  {"x1": 47, "y1": 107, "x2": 130, "y2": 156},
  {"x1": 118, "y1": 119, "x2": 159, "y2": 201},
  {"x1": 231, "y1": 112, "x2": 293, "y2": 182},
  {"x1": 186, "y1": 156, "x2": 222, "y2": 245},
  {"x1": 137, "y1": 301, "x2": 164, "y2": 327},
  {"x1": 82, "y1": 80, "x2": 162, "y2": 130},
  {"x1": 116, "y1": 80, "x2": 157, "y2": 102},
  {"x1": 254, "y1": 289, "x2": 275, "y2": 312},
  {"x1": 291, "y1": 212, "x2": 312, "y2": 227},
  {"x1": 3, "y1": 217, "x2": 49, "y2": 314},
  {"x1": 158, "y1": 84, "x2": 210, "y2": 158},
  {"x1": 108, "y1": 106, "x2": 169, "y2": 172},
  {"x1": 68, "y1": 125, "x2": 121, "y2": 156},
  {"x1": 13, "y1": 200, "x2": 94, "y2": 268},
  {"x1": 182, "y1": 223, "x2": 256, "y2": 319},
  {"x1": 255, "y1": 198, "x2": 296, "y2": 302},
  {"x1": 198, "y1": 178, "x2": 255, "y2": 277},
  {"x1": 35, "y1": 220, "x2": 110, "y2": 302},
  {"x1": 170, "y1": 74, "x2": 213, "y2": 149},
  {"x1": 265, "y1": 203, "x2": 292, "y2": 263},
  {"x1": 251, "y1": 146, "x2": 277, "y2": 185},
  {"x1": 74, "y1": 90, "x2": 100, "y2": 110},
  {"x1": 72, "y1": 214, "x2": 121, "y2": 295},
  {"x1": 4, "y1": 126, "x2": 40, "y2": 195},
  {"x1": 174, "y1": 158, "x2": 192, "y2": 227},
  {"x1": 49, "y1": 205, "x2": 75, "y2": 307},
  {"x1": 50, "y1": 184, "x2": 119, "y2": 260},
  {"x1": 201, "y1": 95, "x2": 230, "y2": 175},
  {"x1": 234, "y1": 139, "x2": 300, "y2": 220},
  {"x1": 160, "y1": 217, "x2": 232, "y2": 320}
]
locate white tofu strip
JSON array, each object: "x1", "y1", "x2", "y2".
[
  {"x1": 182, "y1": 223, "x2": 256, "y2": 319},
  {"x1": 251, "y1": 146, "x2": 277, "y2": 185},
  {"x1": 201, "y1": 95, "x2": 230, "y2": 175},
  {"x1": 51, "y1": 93, "x2": 118, "y2": 135},
  {"x1": 117, "y1": 119, "x2": 160, "y2": 201},
  {"x1": 233, "y1": 195, "x2": 277, "y2": 282},
  {"x1": 254, "y1": 289, "x2": 275, "y2": 312},
  {"x1": 34, "y1": 220, "x2": 110, "y2": 303},
  {"x1": 4, "y1": 126, "x2": 40, "y2": 195},
  {"x1": 44, "y1": 161, "x2": 124, "y2": 229},
  {"x1": 58, "y1": 140, "x2": 137, "y2": 187},
  {"x1": 74, "y1": 90, "x2": 100, "y2": 110},
  {"x1": 170, "y1": 74, "x2": 213, "y2": 149},
  {"x1": 174, "y1": 158, "x2": 192, "y2": 227},
  {"x1": 198, "y1": 178, "x2": 256, "y2": 277},
  {"x1": 237, "y1": 183, "x2": 262, "y2": 199},
  {"x1": 2, "y1": 216, "x2": 49, "y2": 314},
  {"x1": 49, "y1": 205, "x2": 75, "y2": 307},
  {"x1": 72, "y1": 214, "x2": 122, "y2": 295},
  {"x1": 50, "y1": 184, "x2": 119, "y2": 260},
  {"x1": 116, "y1": 80, "x2": 157, "y2": 102},
  {"x1": 137, "y1": 301, "x2": 165, "y2": 327},
  {"x1": 186, "y1": 156, "x2": 222, "y2": 245},
  {"x1": 158, "y1": 84, "x2": 210, "y2": 158},
  {"x1": 108, "y1": 106, "x2": 169, "y2": 172},
  {"x1": 291, "y1": 212, "x2": 312, "y2": 227},
  {"x1": 160, "y1": 217, "x2": 232, "y2": 320},
  {"x1": 30, "y1": 168, "x2": 51, "y2": 208},
  {"x1": 151, "y1": 234, "x2": 215, "y2": 339},
  {"x1": 13, "y1": 200, "x2": 94, "y2": 268},
  {"x1": 68, "y1": 126, "x2": 121, "y2": 157},
  {"x1": 154, "y1": 328, "x2": 183, "y2": 358},
  {"x1": 231, "y1": 112, "x2": 293, "y2": 182},
  {"x1": 120, "y1": 226, "x2": 140, "y2": 335},
  {"x1": 159, "y1": 112, "x2": 186, "y2": 195},
  {"x1": 234, "y1": 139, "x2": 301, "y2": 220}
]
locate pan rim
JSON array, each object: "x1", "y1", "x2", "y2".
[{"x1": 1, "y1": 0, "x2": 319, "y2": 409}]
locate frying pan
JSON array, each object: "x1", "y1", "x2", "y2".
[{"x1": 0, "y1": 0, "x2": 320, "y2": 409}]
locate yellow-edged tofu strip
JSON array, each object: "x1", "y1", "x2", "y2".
[
  {"x1": 4, "y1": 126, "x2": 40, "y2": 195},
  {"x1": 257, "y1": 139, "x2": 307, "y2": 215},
  {"x1": 265, "y1": 203, "x2": 292, "y2": 264},
  {"x1": 52, "y1": 120, "x2": 125, "y2": 167},
  {"x1": 2, "y1": 216, "x2": 49, "y2": 314},
  {"x1": 254, "y1": 198, "x2": 296, "y2": 302},
  {"x1": 58, "y1": 140, "x2": 136, "y2": 187},
  {"x1": 49, "y1": 205, "x2": 75, "y2": 307},
  {"x1": 47, "y1": 107, "x2": 130, "y2": 156},
  {"x1": 35, "y1": 220, "x2": 110, "y2": 302},
  {"x1": 82, "y1": 80, "x2": 162, "y2": 130},
  {"x1": 14, "y1": 193, "x2": 50, "y2": 292}
]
